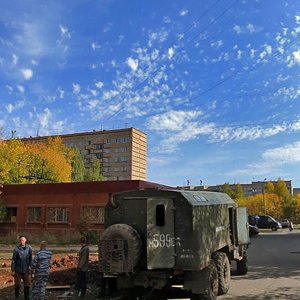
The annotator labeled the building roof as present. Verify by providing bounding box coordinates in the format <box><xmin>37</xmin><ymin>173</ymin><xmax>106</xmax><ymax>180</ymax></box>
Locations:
<box><xmin>21</xmin><ymin>127</ymin><xmax>145</xmax><ymax>141</ymax></box>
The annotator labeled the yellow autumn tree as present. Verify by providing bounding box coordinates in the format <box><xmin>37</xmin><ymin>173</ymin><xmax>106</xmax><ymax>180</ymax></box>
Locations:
<box><xmin>237</xmin><ymin>193</ymin><xmax>284</xmax><ymax>218</ymax></box>
<box><xmin>0</xmin><ymin>137</ymin><xmax>73</xmax><ymax>183</ymax></box>
<box><xmin>25</xmin><ymin>137</ymin><xmax>73</xmax><ymax>183</ymax></box>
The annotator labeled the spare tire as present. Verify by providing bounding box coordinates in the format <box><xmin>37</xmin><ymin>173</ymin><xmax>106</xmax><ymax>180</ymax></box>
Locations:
<box><xmin>101</xmin><ymin>224</ymin><xmax>142</xmax><ymax>268</ymax></box>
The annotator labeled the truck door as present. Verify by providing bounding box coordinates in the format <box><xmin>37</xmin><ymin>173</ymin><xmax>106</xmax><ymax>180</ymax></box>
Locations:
<box><xmin>236</xmin><ymin>207</ymin><xmax>250</xmax><ymax>244</ymax></box>
<box><xmin>147</xmin><ymin>198</ymin><xmax>175</xmax><ymax>269</ymax></box>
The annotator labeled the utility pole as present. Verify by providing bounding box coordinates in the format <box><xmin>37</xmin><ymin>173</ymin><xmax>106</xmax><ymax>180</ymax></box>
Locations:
<box><xmin>262</xmin><ymin>178</ymin><xmax>267</xmax><ymax>214</ymax></box>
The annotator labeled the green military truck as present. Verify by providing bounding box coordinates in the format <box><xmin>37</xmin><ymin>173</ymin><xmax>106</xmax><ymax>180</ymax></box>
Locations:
<box><xmin>99</xmin><ymin>189</ymin><xmax>249</xmax><ymax>299</ymax></box>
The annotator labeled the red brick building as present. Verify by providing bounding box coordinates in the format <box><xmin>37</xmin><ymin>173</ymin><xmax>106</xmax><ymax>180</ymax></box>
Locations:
<box><xmin>0</xmin><ymin>180</ymin><xmax>169</xmax><ymax>236</ymax></box>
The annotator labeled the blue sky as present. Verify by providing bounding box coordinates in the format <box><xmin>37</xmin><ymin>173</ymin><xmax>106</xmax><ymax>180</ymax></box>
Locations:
<box><xmin>1</xmin><ymin>0</ymin><xmax>300</xmax><ymax>188</ymax></box>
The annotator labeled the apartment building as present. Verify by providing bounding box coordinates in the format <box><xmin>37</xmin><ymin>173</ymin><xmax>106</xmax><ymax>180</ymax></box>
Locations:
<box><xmin>23</xmin><ymin>127</ymin><xmax>147</xmax><ymax>181</ymax></box>
<box><xmin>179</xmin><ymin>180</ymin><xmax>293</xmax><ymax>196</ymax></box>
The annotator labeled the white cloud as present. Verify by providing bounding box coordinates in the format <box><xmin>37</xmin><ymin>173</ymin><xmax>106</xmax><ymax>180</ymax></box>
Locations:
<box><xmin>233</xmin><ymin>25</ymin><xmax>242</xmax><ymax>34</ymax></box>
<box><xmin>163</xmin><ymin>16</ymin><xmax>171</xmax><ymax>23</ymax></box>
<box><xmin>16</xmin><ymin>85</ymin><xmax>25</xmax><ymax>93</ymax></box>
<box><xmin>211</xmin><ymin>40</ymin><xmax>223</xmax><ymax>48</ymax></box>
<box><xmin>209</xmin><ymin>124</ymin><xmax>287</xmax><ymax>142</ymax></box>
<box><xmin>179</xmin><ymin>9</ymin><xmax>188</xmax><ymax>16</ymax></box>
<box><xmin>103</xmin><ymin>90</ymin><xmax>119</xmax><ymax>100</ymax></box>
<box><xmin>20</xmin><ymin>68</ymin><xmax>33</xmax><ymax>80</ymax></box>
<box><xmin>95</xmin><ymin>81</ymin><xmax>104</xmax><ymax>89</ymax></box>
<box><xmin>6</xmin><ymin>104</ymin><xmax>13</xmax><ymax>113</ymax></box>
<box><xmin>38</xmin><ymin>108</ymin><xmax>52</xmax><ymax>127</ymax></box>
<box><xmin>168</xmin><ymin>47</ymin><xmax>174</xmax><ymax>59</ymax></box>
<box><xmin>88</xmin><ymin>99</ymin><xmax>99</xmax><ymax>109</ymax></box>
<box><xmin>91</xmin><ymin>42</ymin><xmax>101</xmax><ymax>51</ymax></box>
<box><xmin>12</xmin><ymin>54</ymin><xmax>18</xmax><ymax>66</ymax></box>
<box><xmin>237</xmin><ymin>50</ymin><xmax>242</xmax><ymax>60</ymax></box>
<box><xmin>6</xmin><ymin>85</ymin><xmax>13</xmax><ymax>93</ymax></box>
<box><xmin>147</xmin><ymin>110</ymin><xmax>203</xmax><ymax>131</ymax></box>
<box><xmin>293</xmin><ymin>49</ymin><xmax>300</xmax><ymax>63</ymax></box>
<box><xmin>262</xmin><ymin>142</ymin><xmax>300</xmax><ymax>163</ymax></box>
<box><xmin>6</xmin><ymin>100</ymin><xmax>25</xmax><ymax>113</ymax></box>
<box><xmin>59</xmin><ymin>24</ymin><xmax>71</xmax><ymax>39</ymax></box>
<box><xmin>72</xmin><ymin>83</ymin><xmax>81</xmax><ymax>94</ymax></box>
<box><xmin>126</xmin><ymin>57</ymin><xmax>139</xmax><ymax>71</ymax></box>
<box><xmin>246</xmin><ymin>23</ymin><xmax>262</xmax><ymax>33</ymax></box>
<box><xmin>57</xmin><ymin>88</ymin><xmax>65</xmax><ymax>99</ymax></box>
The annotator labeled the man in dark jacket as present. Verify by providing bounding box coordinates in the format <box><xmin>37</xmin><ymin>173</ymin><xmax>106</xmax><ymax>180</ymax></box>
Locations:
<box><xmin>31</xmin><ymin>241</ymin><xmax>52</xmax><ymax>300</ymax></box>
<box><xmin>75</xmin><ymin>237</ymin><xmax>89</xmax><ymax>298</ymax></box>
<box><xmin>11</xmin><ymin>235</ymin><xmax>32</xmax><ymax>300</ymax></box>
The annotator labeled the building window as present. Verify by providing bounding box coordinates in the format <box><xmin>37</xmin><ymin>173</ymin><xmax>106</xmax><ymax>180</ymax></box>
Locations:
<box><xmin>116</xmin><ymin>137</ymin><xmax>130</xmax><ymax>143</ymax></box>
<box><xmin>103</xmin><ymin>167</ymin><xmax>110</xmax><ymax>173</ymax></box>
<box><xmin>103</xmin><ymin>157</ymin><xmax>112</xmax><ymax>163</ymax></box>
<box><xmin>95</xmin><ymin>144</ymin><xmax>103</xmax><ymax>150</ymax></box>
<box><xmin>121</xmin><ymin>156</ymin><xmax>129</xmax><ymax>162</ymax></box>
<box><xmin>2</xmin><ymin>207</ymin><xmax>17</xmax><ymax>223</ymax></box>
<box><xmin>82</xmin><ymin>206</ymin><xmax>104</xmax><ymax>224</ymax></box>
<box><xmin>106</xmin><ymin>138</ymin><xmax>115</xmax><ymax>144</ymax></box>
<box><xmin>96</xmin><ymin>153</ymin><xmax>103</xmax><ymax>159</ymax></box>
<box><xmin>27</xmin><ymin>207</ymin><xmax>42</xmax><ymax>223</ymax></box>
<box><xmin>48</xmin><ymin>207</ymin><xmax>69</xmax><ymax>223</ymax></box>
<box><xmin>103</xmin><ymin>148</ymin><xmax>112</xmax><ymax>154</ymax></box>
<box><xmin>115</xmin><ymin>147</ymin><xmax>128</xmax><ymax>153</ymax></box>
<box><xmin>113</xmin><ymin>166</ymin><xmax>128</xmax><ymax>172</ymax></box>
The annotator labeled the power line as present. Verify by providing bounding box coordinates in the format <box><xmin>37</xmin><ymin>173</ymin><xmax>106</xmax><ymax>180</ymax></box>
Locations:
<box><xmin>101</xmin><ymin>0</ymin><xmax>239</xmax><ymax>122</ymax></box>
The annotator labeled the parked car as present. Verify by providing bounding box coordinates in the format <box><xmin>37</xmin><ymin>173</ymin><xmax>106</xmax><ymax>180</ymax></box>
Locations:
<box><xmin>249</xmin><ymin>224</ymin><xmax>260</xmax><ymax>237</ymax></box>
<box><xmin>256</xmin><ymin>215</ymin><xmax>282</xmax><ymax>231</ymax></box>
<box><xmin>280</xmin><ymin>219</ymin><xmax>289</xmax><ymax>228</ymax></box>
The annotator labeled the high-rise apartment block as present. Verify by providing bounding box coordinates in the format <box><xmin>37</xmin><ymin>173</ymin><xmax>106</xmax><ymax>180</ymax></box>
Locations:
<box><xmin>23</xmin><ymin>127</ymin><xmax>147</xmax><ymax>181</ymax></box>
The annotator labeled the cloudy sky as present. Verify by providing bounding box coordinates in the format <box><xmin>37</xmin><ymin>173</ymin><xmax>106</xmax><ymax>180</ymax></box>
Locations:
<box><xmin>1</xmin><ymin>0</ymin><xmax>300</xmax><ymax>187</ymax></box>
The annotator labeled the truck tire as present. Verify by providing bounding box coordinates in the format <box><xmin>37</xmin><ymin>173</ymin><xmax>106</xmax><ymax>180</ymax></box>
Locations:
<box><xmin>191</xmin><ymin>261</ymin><xmax>218</xmax><ymax>300</ymax></box>
<box><xmin>213</xmin><ymin>252</ymin><xmax>230</xmax><ymax>295</ymax></box>
<box><xmin>236</xmin><ymin>256</ymin><xmax>248</xmax><ymax>275</ymax></box>
<box><xmin>101</xmin><ymin>223</ymin><xmax>142</xmax><ymax>268</ymax></box>
<box><xmin>271</xmin><ymin>226</ymin><xmax>277</xmax><ymax>231</ymax></box>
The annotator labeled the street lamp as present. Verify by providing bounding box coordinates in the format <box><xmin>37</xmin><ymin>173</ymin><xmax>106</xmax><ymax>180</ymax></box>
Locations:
<box><xmin>262</xmin><ymin>178</ymin><xmax>267</xmax><ymax>215</ymax></box>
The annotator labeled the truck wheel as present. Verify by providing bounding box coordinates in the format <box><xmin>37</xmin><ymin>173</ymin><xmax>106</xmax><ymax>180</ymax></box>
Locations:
<box><xmin>236</xmin><ymin>256</ymin><xmax>248</xmax><ymax>275</ymax></box>
<box><xmin>191</xmin><ymin>261</ymin><xmax>218</xmax><ymax>300</ymax></box>
<box><xmin>101</xmin><ymin>224</ymin><xmax>142</xmax><ymax>268</ymax></box>
<box><xmin>213</xmin><ymin>252</ymin><xmax>230</xmax><ymax>295</ymax></box>
<box><xmin>271</xmin><ymin>227</ymin><xmax>277</xmax><ymax>231</ymax></box>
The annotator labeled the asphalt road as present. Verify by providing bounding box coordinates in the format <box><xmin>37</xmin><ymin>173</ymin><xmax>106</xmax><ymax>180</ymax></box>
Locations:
<box><xmin>218</xmin><ymin>229</ymin><xmax>300</xmax><ymax>300</ymax></box>
<box><xmin>162</xmin><ymin>230</ymin><xmax>300</xmax><ymax>300</ymax></box>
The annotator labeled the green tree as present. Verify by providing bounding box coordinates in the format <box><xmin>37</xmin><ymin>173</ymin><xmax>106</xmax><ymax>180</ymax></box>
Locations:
<box><xmin>233</xmin><ymin>184</ymin><xmax>244</xmax><ymax>200</ymax></box>
<box><xmin>220</xmin><ymin>183</ymin><xmax>234</xmax><ymax>199</ymax></box>
<box><xmin>71</xmin><ymin>147</ymin><xmax>85</xmax><ymax>182</ymax></box>
<box><xmin>84</xmin><ymin>157</ymin><xmax>104</xmax><ymax>181</ymax></box>
<box><xmin>274</xmin><ymin>179</ymin><xmax>290</xmax><ymax>201</ymax></box>
<box><xmin>0</xmin><ymin>184</ymin><xmax>6</xmax><ymax>221</ymax></box>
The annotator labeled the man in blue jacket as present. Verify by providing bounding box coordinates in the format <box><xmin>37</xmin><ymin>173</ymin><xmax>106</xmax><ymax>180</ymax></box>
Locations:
<box><xmin>11</xmin><ymin>235</ymin><xmax>32</xmax><ymax>300</ymax></box>
<box><xmin>31</xmin><ymin>241</ymin><xmax>52</xmax><ymax>300</ymax></box>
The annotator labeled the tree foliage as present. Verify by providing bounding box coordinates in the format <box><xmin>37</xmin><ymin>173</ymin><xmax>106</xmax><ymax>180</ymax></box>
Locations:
<box><xmin>237</xmin><ymin>193</ymin><xmax>284</xmax><ymax>219</ymax></box>
<box><xmin>0</xmin><ymin>137</ymin><xmax>73</xmax><ymax>183</ymax></box>
<box><xmin>220</xmin><ymin>183</ymin><xmax>235</xmax><ymax>199</ymax></box>
<box><xmin>274</xmin><ymin>179</ymin><xmax>290</xmax><ymax>201</ymax></box>
<box><xmin>0</xmin><ymin>184</ymin><xmax>6</xmax><ymax>221</ymax></box>
<box><xmin>84</xmin><ymin>157</ymin><xmax>104</xmax><ymax>181</ymax></box>
<box><xmin>265</xmin><ymin>181</ymin><xmax>275</xmax><ymax>193</ymax></box>
<box><xmin>71</xmin><ymin>147</ymin><xmax>85</xmax><ymax>182</ymax></box>
<box><xmin>220</xmin><ymin>183</ymin><xmax>244</xmax><ymax>200</ymax></box>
